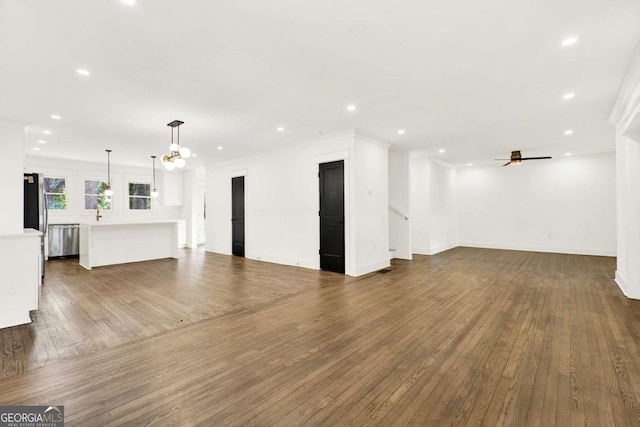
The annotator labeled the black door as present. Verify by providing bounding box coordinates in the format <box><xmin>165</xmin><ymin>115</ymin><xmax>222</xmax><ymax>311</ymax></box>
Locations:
<box><xmin>319</xmin><ymin>161</ymin><xmax>345</xmax><ymax>273</ymax></box>
<box><xmin>232</xmin><ymin>176</ymin><xmax>245</xmax><ymax>257</ymax></box>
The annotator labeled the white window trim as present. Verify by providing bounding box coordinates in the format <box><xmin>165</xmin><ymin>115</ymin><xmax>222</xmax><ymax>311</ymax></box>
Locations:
<box><xmin>82</xmin><ymin>177</ymin><xmax>113</xmax><ymax>211</ymax></box>
<box><xmin>43</xmin><ymin>176</ymin><xmax>68</xmax><ymax>211</ymax></box>
<box><xmin>127</xmin><ymin>180</ymin><xmax>153</xmax><ymax>211</ymax></box>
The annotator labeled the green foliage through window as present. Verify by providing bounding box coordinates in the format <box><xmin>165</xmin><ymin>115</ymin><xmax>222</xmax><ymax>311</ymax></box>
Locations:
<box><xmin>129</xmin><ymin>182</ymin><xmax>151</xmax><ymax>210</ymax></box>
<box><xmin>84</xmin><ymin>180</ymin><xmax>112</xmax><ymax>210</ymax></box>
<box><xmin>44</xmin><ymin>177</ymin><xmax>67</xmax><ymax>210</ymax></box>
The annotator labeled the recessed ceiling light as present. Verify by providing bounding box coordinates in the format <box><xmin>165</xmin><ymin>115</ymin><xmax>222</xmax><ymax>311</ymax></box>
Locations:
<box><xmin>43</xmin><ymin>130</ymin><xmax>51</xmax><ymax>135</ymax></box>
<box><xmin>192</xmin><ymin>153</ymin><xmax>197</xmax><ymax>157</ymax></box>
<box><xmin>51</xmin><ymin>115</ymin><xmax>61</xmax><ymax>120</ymax></box>
<box><xmin>121</xmin><ymin>0</ymin><xmax>136</xmax><ymax>4</ymax></box>
<box><xmin>439</xmin><ymin>149</ymin><xmax>445</xmax><ymax>153</ymax></box>
<box><xmin>38</xmin><ymin>140</ymin><xmax>46</xmax><ymax>144</ymax></box>
<box><xmin>564</xmin><ymin>130</ymin><xmax>574</xmax><ymax>135</ymax></box>
<box><xmin>563</xmin><ymin>92</ymin><xmax>575</xmax><ymax>100</ymax></box>
<box><xmin>397</xmin><ymin>129</ymin><xmax>405</xmax><ymax>135</ymax></box>
<box><xmin>565</xmin><ymin>152</ymin><xmax>572</xmax><ymax>156</ymax></box>
<box><xmin>33</xmin><ymin>147</ymin><xmax>40</xmax><ymax>151</ymax></box>
<box><xmin>561</xmin><ymin>37</ymin><xmax>578</xmax><ymax>46</ymax></box>
<box><xmin>348</xmin><ymin>25</ymin><xmax>367</xmax><ymax>35</ymax></box>
<box><xmin>347</xmin><ymin>105</ymin><xmax>356</xmax><ymax>112</ymax></box>
<box><xmin>217</xmin><ymin>146</ymin><xmax>223</xmax><ymax>150</ymax></box>
<box><xmin>76</xmin><ymin>69</ymin><xmax>90</xmax><ymax>76</ymax></box>
<box><xmin>277</xmin><ymin>127</ymin><xmax>284</xmax><ymax>132</ymax></box>
<box><xmin>467</xmin><ymin>163</ymin><xmax>473</xmax><ymax>166</ymax></box>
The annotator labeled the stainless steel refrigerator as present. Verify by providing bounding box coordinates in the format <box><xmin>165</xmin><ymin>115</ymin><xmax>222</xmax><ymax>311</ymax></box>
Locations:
<box><xmin>24</xmin><ymin>173</ymin><xmax>47</xmax><ymax>281</ymax></box>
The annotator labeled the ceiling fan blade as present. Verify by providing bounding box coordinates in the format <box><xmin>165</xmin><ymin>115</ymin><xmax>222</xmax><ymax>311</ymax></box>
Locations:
<box><xmin>521</xmin><ymin>156</ymin><xmax>552</xmax><ymax>160</ymax></box>
<box><xmin>502</xmin><ymin>161</ymin><xmax>511</xmax><ymax>167</ymax></box>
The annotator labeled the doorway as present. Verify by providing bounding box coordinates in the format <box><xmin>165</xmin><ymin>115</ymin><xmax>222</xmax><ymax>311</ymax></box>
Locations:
<box><xmin>319</xmin><ymin>160</ymin><xmax>345</xmax><ymax>273</ymax></box>
<box><xmin>231</xmin><ymin>176</ymin><xmax>245</xmax><ymax>257</ymax></box>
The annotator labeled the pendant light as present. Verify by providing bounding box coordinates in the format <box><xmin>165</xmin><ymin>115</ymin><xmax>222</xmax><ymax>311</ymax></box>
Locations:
<box><xmin>104</xmin><ymin>149</ymin><xmax>114</xmax><ymax>196</ymax></box>
<box><xmin>162</xmin><ymin>120</ymin><xmax>191</xmax><ymax>170</ymax></box>
<box><xmin>150</xmin><ymin>155</ymin><xmax>159</xmax><ymax>198</ymax></box>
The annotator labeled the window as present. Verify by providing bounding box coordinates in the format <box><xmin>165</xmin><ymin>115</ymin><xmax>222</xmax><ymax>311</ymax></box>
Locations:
<box><xmin>129</xmin><ymin>182</ymin><xmax>151</xmax><ymax>210</ymax></box>
<box><xmin>44</xmin><ymin>177</ymin><xmax>67</xmax><ymax>210</ymax></box>
<box><xmin>84</xmin><ymin>180</ymin><xmax>112</xmax><ymax>210</ymax></box>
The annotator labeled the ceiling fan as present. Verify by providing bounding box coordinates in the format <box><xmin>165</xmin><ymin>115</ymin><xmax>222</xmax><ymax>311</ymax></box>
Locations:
<box><xmin>495</xmin><ymin>150</ymin><xmax>552</xmax><ymax>167</ymax></box>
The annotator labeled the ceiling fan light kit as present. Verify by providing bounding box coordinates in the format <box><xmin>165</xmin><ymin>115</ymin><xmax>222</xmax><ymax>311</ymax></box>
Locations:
<box><xmin>495</xmin><ymin>150</ymin><xmax>552</xmax><ymax>167</ymax></box>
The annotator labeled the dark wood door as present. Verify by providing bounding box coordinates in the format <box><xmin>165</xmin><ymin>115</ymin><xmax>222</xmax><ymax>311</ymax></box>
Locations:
<box><xmin>232</xmin><ymin>176</ymin><xmax>245</xmax><ymax>257</ymax></box>
<box><xmin>319</xmin><ymin>161</ymin><xmax>345</xmax><ymax>273</ymax></box>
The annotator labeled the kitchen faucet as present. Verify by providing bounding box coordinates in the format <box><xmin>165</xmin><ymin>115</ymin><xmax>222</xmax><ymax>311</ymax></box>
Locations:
<box><xmin>96</xmin><ymin>207</ymin><xmax>102</xmax><ymax>222</ymax></box>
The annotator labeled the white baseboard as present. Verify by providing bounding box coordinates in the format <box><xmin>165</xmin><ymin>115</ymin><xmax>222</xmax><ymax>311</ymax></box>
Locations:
<box><xmin>615</xmin><ymin>270</ymin><xmax>640</xmax><ymax>300</ymax></box>
<box><xmin>355</xmin><ymin>259</ymin><xmax>391</xmax><ymax>277</ymax></box>
<box><xmin>460</xmin><ymin>242</ymin><xmax>616</xmax><ymax>257</ymax></box>
<box><xmin>246</xmin><ymin>252</ymin><xmax>317</xmax><ymax>270</ymax></box>
<box><xmin>428</xmin><ymin>242</ymin><xmax>459</xmax><ymax>255</ymax></box>
<box><xmin>412</xmin><ymin>247</ymin><xmax>431</xmax><ymax>256</ymax></box>
<box><xmin>615</xmin><ymin>270</ymin><xmax>628</xmax><ymax>297</ymax></box>
<box><xmin>412</xmin><ymin>242</ymin><xmax>459</xmax><ymax>256</ymax></box>
<box><xmin>0</xmin><ymin>312</ymin><xmax>32</xmax><ymax>330</ymax></box>
<box><xmin>205</xmin><ymin>245</ymin><xmax>232</xmax><ymax>255</ymax></box>
<box><xmin>391</xmin><ymin>250</ymin><xmax>413</xmax><ymax>260</ymax></box>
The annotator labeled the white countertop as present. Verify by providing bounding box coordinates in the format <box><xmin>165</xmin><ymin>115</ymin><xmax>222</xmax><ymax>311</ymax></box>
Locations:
<box><xmin>0</xmin><ymin>228</ymin><xmax>43</xmax><ymax>238</ymax></box>
<box><xmin>79</xmin><ymin>220</ymin><xmax>181</xmax><ymax>227</ymax></box>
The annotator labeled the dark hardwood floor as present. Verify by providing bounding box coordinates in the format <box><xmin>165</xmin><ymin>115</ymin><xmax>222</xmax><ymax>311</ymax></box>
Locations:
<box><xmin>1</xmin><ymin>247</ymin><xmax>639</xmax><ymax>426</ymax></box>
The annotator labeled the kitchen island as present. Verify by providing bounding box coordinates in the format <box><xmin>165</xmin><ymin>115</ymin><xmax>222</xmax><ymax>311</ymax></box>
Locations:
<box><xmin>79</xmin><ymin>221</ymin><xmax>179</xmax><ymax>270</ymax></box>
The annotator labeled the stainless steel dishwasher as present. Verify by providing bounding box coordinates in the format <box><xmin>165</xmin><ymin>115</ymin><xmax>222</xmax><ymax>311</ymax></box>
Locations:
<box><xmin>48</xmin><ymin>224</ymin><xmax>80</xmax><ymax>258</ymax></box>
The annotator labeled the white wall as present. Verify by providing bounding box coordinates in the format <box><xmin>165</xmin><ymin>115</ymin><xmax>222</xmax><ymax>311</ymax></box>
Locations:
<box><xmin>388</xmin><ymin>151</ymin><xmax>411</xmax><ymax>260</ymax></box>
<box><xmin>410</xmin><ymin>155</ymin><xmax>458</xmax><ymax>255</ymax></box>
<box><xmin>353</xmin><ymin>134</ymin><xmax>391</xmax><ymax>275</ymax></box>
<box><xmin>409</xmin><ymin>155</ymin><xmax>430</xmax><ymax>254</ymax></box>
<box><xmin>615</xmin><ymin>134</ymin><xmax>640</xmax><ymax>298</ymax></box>
<box><xmin>182</xmin><ymin>169</ymin><xmax>206</xmax><ymax>248</ymax></box>
<box><xmin>206</xmin><ymin>130</ymin><xmax>390</xmax><ymax>276</ymax></box>
<box><xmin>610</xmin><ymin>42</ymin><xmax>640</xmax><ymax>298</ymax></box>
<box><xmin>207</xmin><ymin>132</ymin><xmax>353</xmax><ymax>271</ymax></box>
<box><xmin>25</xmin><ymin>156</ymin><xmax>190</xmax><ymax>248</ymax></box>
<box><xmin>0</xmin><ymin>119</ymin><xmax>40</xmax><ymax>329</ymax></box>
<box><xmin>428</xmin><ymin>160</ymin><xmax>458</xmax><ymax>254</ymax></box>
<box><xmin>458</xmin><ymin>152</ymin><xmax>616</xmax><ymax>256</ymax></box>
<box><xmin>0</xmin><ymin>119</ymin><xmax>26</xmax><ymax>234</ymax></box>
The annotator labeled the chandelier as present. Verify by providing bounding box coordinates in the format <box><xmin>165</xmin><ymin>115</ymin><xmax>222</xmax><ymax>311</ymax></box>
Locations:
<box><xmin>162</xmin><ymin>120</ymin><xmax>191</xmax><ymax>170</ymax></box>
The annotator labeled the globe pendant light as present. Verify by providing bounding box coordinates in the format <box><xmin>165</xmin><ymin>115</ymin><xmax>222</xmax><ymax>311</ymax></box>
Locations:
<box><xmin>104</xmin><ymin>149</ymin><xmax>114</xmax><ymax>196</ymax></box>
<box><xmin>162</xmin><ymin>120</ymin><xmax>191</xmax><ymax>170</ymax></box>
<box><xmin>150</xmin><ymin>155</ymin><xmax>159</xmax><ymax>198</ymax></box>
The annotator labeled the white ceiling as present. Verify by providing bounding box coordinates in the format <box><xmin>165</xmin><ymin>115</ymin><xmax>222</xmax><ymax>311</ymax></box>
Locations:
<box><xmin>1</xmin><ymin>0</ymin><xmax>639</xmax><ymax>168</ymax></box>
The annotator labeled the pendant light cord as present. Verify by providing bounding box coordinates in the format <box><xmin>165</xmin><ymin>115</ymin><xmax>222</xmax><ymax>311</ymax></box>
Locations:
<box><xmin>152</xmin><ymin>156</ymin><xmax>157</xmax><ymax>189</ymax></box>
<box><xmin>106</xmin><ymin>149</ymin><xmax>112</xmax><ymax>185</ymax></box>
